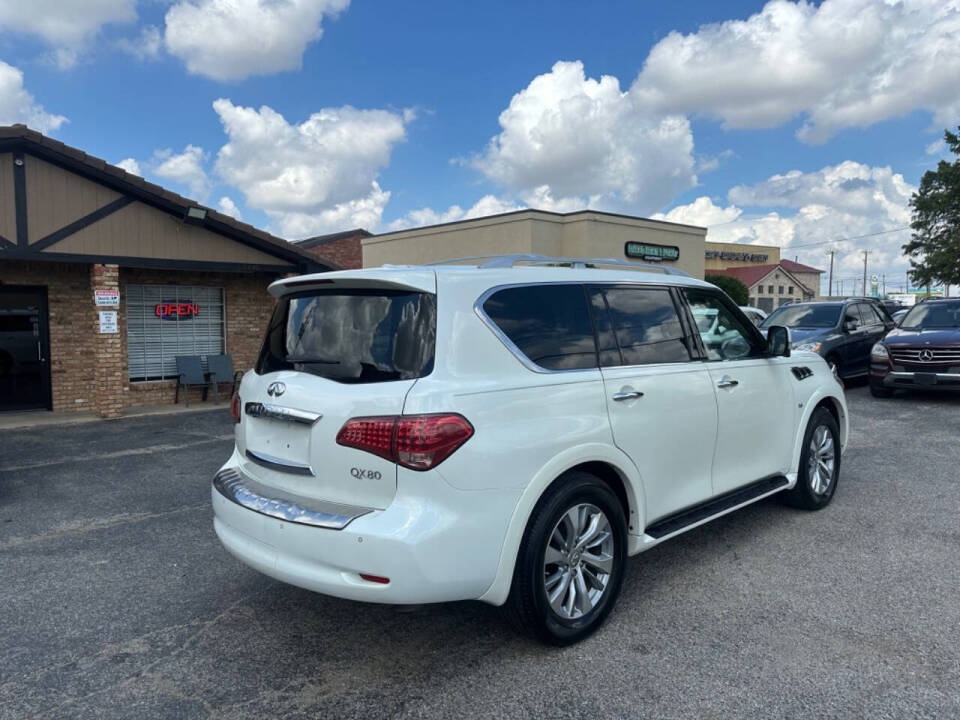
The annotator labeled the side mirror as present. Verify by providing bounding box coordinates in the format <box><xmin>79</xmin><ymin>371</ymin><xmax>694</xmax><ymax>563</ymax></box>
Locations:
<box><xmin>767</xmin><ymin>326</ymin><xmax>790</xmax><ymax>357</ymax></box>
<box><xmin>843</xmin><ymin>320</ymin><xmax>858</xmax><ymax>332</ymax></box>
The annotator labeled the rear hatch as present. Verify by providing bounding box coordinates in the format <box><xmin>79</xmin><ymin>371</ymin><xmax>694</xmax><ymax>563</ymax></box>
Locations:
<box><xmin>237</xmin><ymin>271</ymin><xmax>436</xmax><ymax>510</ymax></box>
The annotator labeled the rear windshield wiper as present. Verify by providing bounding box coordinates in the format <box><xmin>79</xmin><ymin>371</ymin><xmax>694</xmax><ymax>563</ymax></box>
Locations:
<box><xmin>287</xmin><ymin>355</ymin><xmax>341</xmax><ymax>365</ymax></box>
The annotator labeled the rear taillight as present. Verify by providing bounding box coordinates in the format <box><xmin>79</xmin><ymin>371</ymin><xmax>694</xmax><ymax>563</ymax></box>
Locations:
<box><xmin>336</xmin><ymin>413</ymin><xmax>474</xmax><ymax>471</ymax></box>
<box><xmin>231</xmin><ymin>393</ymin><xmax>241</xmax><ymax>424</ymax></box>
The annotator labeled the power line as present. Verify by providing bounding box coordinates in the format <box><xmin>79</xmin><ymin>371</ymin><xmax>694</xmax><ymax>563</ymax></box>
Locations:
<box><xmin>787</xmin><ymin>226</ymin><xmax>911</xmax><ymax>250</ymax></box>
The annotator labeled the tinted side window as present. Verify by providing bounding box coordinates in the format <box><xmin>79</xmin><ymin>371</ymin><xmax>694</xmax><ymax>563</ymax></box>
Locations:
<box><xmin>588</xmin><ymin>286</ymin><xmax>690</xmax><ymax>366</ymax></box>
<box><xmin>860</xmin><ymin>303</ymin><xmax>883</xmax><ymax>326</ymax></box>
<box><xmin>843</xmin><ymin>305</ymin><xmax>860</xmax><ymax>329</ymax></box>
<box><xmin>482</xmin><ymin>285</ymin><xmax>597</xmax><ymax>370</ymax></box>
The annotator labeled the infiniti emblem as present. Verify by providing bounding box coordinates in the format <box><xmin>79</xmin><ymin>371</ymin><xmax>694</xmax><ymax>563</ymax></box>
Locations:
<box><xmin>919</xmin><ymin>349</ymin><xmax>934</xmax><ymax>362</ymax></box>
<box><xmin>267</xmin><ymin>381</ymin><xmax>286</xmax><ymax>397</ymax></box>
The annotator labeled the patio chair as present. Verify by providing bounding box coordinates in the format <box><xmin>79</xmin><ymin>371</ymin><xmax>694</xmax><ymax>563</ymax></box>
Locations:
<box><xmin>206</xmin><ymin>354</ymin><xmax>242</xmax><ymax>402</ymax></box>
<box><xmin>174</xmin><ymin>355</ymin><xmax>209</xmax><ymax>407</ymax></box>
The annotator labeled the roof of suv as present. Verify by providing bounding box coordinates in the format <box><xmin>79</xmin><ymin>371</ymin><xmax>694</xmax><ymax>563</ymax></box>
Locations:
<box><xmin>270</xmin><ymin>254</ymin><xmax>715</xmax><ymax>297</ymax></box>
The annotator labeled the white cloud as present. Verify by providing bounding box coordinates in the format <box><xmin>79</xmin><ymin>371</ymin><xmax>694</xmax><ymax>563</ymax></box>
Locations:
<box><xmin>164</xmin><ymin>0</ymin><xmax>349</xmax><ymax>81</ymax></box>
<box><xmin>217</xmin><ymin>196</ymin><xmax>243</xmax><ymax>220</ymax></box>
<box><xmin>0</xmin><ymin>0</ymin><xmax>136</xmax><ymax>64</ymax></box>
<box><xmin>115</xmin><ymin>157</ymin><xmax>141</xmax><ymax>176</ymax></box>
<box><xmin>117</xmin><ymin>25</ymin><xmax>163</xmax><ymax>61</ymax></box>
<box><xmin>0</xmin><ymin>60</ymin><xmax>67</xmax><ymax>133</ymax></box>
<box><xmin>213</xmin><ymin>98</ymin><xmax>409</xmax><ymax>237</ymax></box>
<box><xmin>271</xmin><ymin>183</ymin><xmax>390</xmax><ymax>238</ymax></box>
<box><xmin>471</xmin><ymin>60</ymin><xmax>696</xmax><ymax>215</ymax></box>
<box><xmin>656</xmin><ymin>161</ymin><xmax>916</xmax><ymax>289</ymax></box>
<box><xmin>153</xmin><ymin>145</ymin><xmax>211</xmax><ymax>200</ymax></box>
<box><xmin>633</xmin><ymin>0</ymin><xmax>960</xmax><ymax>144</ymax></box>
<box><xmin>387</xmin><ymin>195</ymin><xmax>521</xmax><ymax>231</ymax></box>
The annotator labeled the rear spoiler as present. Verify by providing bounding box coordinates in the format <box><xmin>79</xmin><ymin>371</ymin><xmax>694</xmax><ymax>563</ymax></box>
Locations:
<box><xmin>268</xmin><ymin>270</ymin><xmax>436</xmax><ymax>297</ymax></box>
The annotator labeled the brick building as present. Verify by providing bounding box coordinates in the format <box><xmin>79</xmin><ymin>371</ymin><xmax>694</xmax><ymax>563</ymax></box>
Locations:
<box><xmin>294</xmin><ymin>228</ymin><xmax>370</xmax><ymax>269</ymax></box>
<box><xmin>0</xmin><ymin>125</ymin><xmax>331</xmax><ymax>417</ymax></box>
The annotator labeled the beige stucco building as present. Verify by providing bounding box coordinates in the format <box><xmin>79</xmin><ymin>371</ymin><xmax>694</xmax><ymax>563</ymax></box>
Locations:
<box><xmin>704</xmin><ymin>241</ymin><xmax>781</xmax><ymax>272</ymax></box>
<box><xmin>363</xmin><ymin>210</ymin><xmax>708</xmax><ymax>278</ymax></box>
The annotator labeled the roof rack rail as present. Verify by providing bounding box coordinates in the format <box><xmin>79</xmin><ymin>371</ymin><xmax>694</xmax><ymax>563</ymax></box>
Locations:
<box><xmin>428</xmin><ymin>253</ymin><xmax>693</xmax><ymax>277</ymax></box>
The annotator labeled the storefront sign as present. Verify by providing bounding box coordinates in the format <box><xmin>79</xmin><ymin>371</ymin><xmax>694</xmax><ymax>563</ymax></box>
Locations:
<box><xmin>155</xmin><ymin>302</ymin><xmax>200</xmax><ymax>320</ymax></box>
<box><xmin>94</xmin><ymin>289</ymin><xmax>119</xmax><ymax>307</ymax></box>
<box><xmin>98</xmin><ymin>311</ymin><xmax>118</xmax><ymax>334</ymax></box>
<box><xmin>625</xmin><ymin>242</ymin><xmax>680</xmax><ymax>262</ymax></box>
<box><xmin>705</xmin><ymin>250</ymin><xmax>770</xmax><ymax>263</ymax></box>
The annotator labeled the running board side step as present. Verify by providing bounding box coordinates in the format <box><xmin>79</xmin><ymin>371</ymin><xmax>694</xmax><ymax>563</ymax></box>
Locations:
<box><xmin>644</xmin><ymin>475</ymin><xmax>789</xmax><ymax>539</ymax></box>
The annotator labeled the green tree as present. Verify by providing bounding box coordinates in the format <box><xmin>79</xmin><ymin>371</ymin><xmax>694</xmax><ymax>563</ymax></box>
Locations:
<box><xmin>705</xmin><ymin>274</ymin><xmax>750</xmax><ymax>305</ymax></box>
<box><xmin>904</xmin><ymin>127</ymin><xmax>960</xmax><ymax>288</ymax></box>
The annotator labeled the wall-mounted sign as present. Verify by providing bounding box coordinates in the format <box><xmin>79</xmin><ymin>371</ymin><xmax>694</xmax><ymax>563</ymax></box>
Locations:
<box><xmin>705</xmin><ymin>250</ymin><xmax>770</xmax><ymax>263</ymax></box>
<box><xmin>625</xmin><ymin>242</ymin><xmax>680</xmax><ymax>262</ymax></box>
<box><xmin>98</xmin><ymin>311</ymin><xmax>118</xmax><ymax>334</ymax></box>
<box><xmin>94</xmin><ymin>289</ymin><xmax>119</xmax><ymax>307</ymax></box>
<box><xmin>155</xmin><ymin>302</ymin><xmax>199</xmax><ymax>320</ymax></box>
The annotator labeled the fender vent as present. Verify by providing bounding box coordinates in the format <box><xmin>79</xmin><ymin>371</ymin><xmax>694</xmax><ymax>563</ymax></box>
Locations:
<box><xmin>791</xmin><ymin>366</ymin><xmax>813</xmax><ymax>381</ymax></box>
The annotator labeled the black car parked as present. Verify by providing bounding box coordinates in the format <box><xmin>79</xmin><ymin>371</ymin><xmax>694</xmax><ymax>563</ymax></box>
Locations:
<box><xmin>760</xmin><ymin>298</ymin><xmax>894</xmax><ymax>380</ymax></box>
<box><xmin>869</xmin><ymin>298</ymin><xmax>960</xmax><ymax>397</ymax></box>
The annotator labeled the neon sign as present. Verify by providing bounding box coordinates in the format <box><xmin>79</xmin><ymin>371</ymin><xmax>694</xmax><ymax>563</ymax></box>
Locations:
<box><xmin>155</xmin><ymin>301</ymin><xmax>199</xmax><ymax>320</ymax></box>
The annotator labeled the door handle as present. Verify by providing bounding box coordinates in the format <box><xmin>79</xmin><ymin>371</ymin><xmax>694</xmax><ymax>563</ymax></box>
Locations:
<box><xmin>612</xmin><ymin>390</ymin><xmax>644</xmax><ymax>402</ymax></box>
<box><xmin>716</xmin><ymin>377</ymin><xmax>739</xmax><ymax>389</ymax></box>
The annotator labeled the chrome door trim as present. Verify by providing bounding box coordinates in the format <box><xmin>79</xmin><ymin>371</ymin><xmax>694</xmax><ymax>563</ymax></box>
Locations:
<box><xmin>213</xmin><ymin>467</ymin><xmax>373</xmax><ymax>529</ymax></box>
<box><xmin>245</xmin><ymin>449</ymin><xmax>314</xmax><ymax>476</ymax></box>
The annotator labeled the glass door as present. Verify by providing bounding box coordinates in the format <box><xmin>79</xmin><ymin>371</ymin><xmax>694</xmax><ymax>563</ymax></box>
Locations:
<box><xmin>0</xmin><ymin>286</ymin><xmax>51</xmax><ymax>411</ymax></box>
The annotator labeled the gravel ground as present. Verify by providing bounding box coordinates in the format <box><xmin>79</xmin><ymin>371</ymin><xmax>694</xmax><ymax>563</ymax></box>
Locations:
<box><xmin>1</xmin><ymin>384</ymin><xmax>959</xmax><ymax>719</ymax></box>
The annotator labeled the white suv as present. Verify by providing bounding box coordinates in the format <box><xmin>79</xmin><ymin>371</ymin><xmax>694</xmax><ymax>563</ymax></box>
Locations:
<box><xmin>212</xmin><ymin>255</ymin><xmax>848</xmax><ymax>645</ymax></box>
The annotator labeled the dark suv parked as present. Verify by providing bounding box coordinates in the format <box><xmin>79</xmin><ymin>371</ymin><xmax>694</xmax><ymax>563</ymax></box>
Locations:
<box><xmin>869</xmin><ymin>298</ymin><xmax>960</xmax><ymax>397</ymax></box>
<box><xmin>760</xmin><ymin>298</ymin><xmax>894</xmax><ymax>380</ymax></box>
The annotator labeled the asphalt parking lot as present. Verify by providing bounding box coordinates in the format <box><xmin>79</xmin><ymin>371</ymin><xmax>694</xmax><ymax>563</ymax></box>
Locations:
<box><xmin>2</xmin><ymin>384</ymin><xmax>959</xmax><ymax>720</ymax></box>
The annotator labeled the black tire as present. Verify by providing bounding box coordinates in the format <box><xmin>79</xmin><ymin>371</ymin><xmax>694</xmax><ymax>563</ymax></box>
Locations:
<box><xmin>783</xmin><ymin>407</ymin><xmax>841</xmax><ymax>511</ymax></box>
<box><xmin>870</xmin><ymin>380</ymin><xmax>894</xmax><ymax>398</ymax></box>
<box><xmin>503</xmin><ymin>471</ymin><xmax>627</xmax><ymax>646</ymax></box>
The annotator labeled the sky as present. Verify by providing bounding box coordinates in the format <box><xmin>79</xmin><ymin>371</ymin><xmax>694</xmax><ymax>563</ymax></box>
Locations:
<box><xmin>1</xmin><ymin>0</ymin><xmax>958</xmax><ymax>294</ymax></box>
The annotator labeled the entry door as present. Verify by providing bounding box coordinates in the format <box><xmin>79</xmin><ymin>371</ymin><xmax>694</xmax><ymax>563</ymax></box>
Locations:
<box><xmin>0</xmin><ymin>286</ymin><xmax>51</xmax><ymax>411</ymax></box>
<box><xmin>683</xmin><ymin>287</ymin><xmax>796</xmax><ymax>495</ymax></box>
<box><xmin>588</xmin><ymin>284</ymin><xmax>718</xmax><ymax>523</ymax></box>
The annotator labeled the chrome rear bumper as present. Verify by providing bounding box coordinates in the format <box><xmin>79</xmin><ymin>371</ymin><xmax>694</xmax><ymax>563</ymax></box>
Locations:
<box><xmin>212</xmin><ymin>467</ymin><xmax>374</xmax><ymax>530</ymax></box>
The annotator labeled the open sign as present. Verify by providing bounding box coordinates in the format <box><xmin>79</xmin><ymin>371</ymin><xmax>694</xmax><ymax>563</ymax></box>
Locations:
<box><xmin>155</xmin><ymin>302</ymin><xmax>199</xmax><ymax>320</ymax></box>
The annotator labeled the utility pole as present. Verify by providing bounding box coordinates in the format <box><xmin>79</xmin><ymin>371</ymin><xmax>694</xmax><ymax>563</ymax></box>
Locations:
<box><xmin>827</xmin><ymin>251</ymin><xmax>835</xmax><ymax>298</ymax></box>
<box><xmin>882</xmin><ymin>274</ymin><xmax>886</xmax><ymax>296</ymax></box>
<box><xmin>861</xmin><ymin>251</ymin><xmax>871</xmax><ymax>297</ymax></box>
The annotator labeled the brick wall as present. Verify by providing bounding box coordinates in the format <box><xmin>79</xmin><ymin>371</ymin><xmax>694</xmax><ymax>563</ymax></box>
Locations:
<box><xmin>299</xmin><ymin>233</ymin><xmax>362</xmax><ymax>269</ymax></box>
<box><xmin>0</xmin><ymin>261</ymin><xmax>96</xmax><ymax>413</ymax></box>
<box><xmin>90</xmin><ymin>264</ymin><xmax>124</xmax><ymax>417</ymax></box>
<box><xmin>1</xmin><ymin>260</ymin><xmax>278</xmax><ymax>415</ymax></box>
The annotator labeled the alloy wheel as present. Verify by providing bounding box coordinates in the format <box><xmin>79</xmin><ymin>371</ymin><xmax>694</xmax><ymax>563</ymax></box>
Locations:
<box><xmin>542</xmin><ymin>503</ymin><xmax>615</xmax><ymax>620</ymax></box>
<box><xmin>807</xmin><ymin>425</ymin><xmax>836</xmax><ymax>495</ymax></box>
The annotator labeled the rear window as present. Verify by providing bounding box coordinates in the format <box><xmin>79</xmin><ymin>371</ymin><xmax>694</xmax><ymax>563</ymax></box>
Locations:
<box><xmin>256</xmin><ymin>289</ymin><xmax>436</xmax><ymax>383</ymax></box>
<box><xmin>481</xmin><ymin>284</ymin><xmax>597</xmax><ymax>370</ymax></box>
<box><xmin>589</xmin><ymin>286</ymin><xmax>691</xmax><ymax>366</ymax></box>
